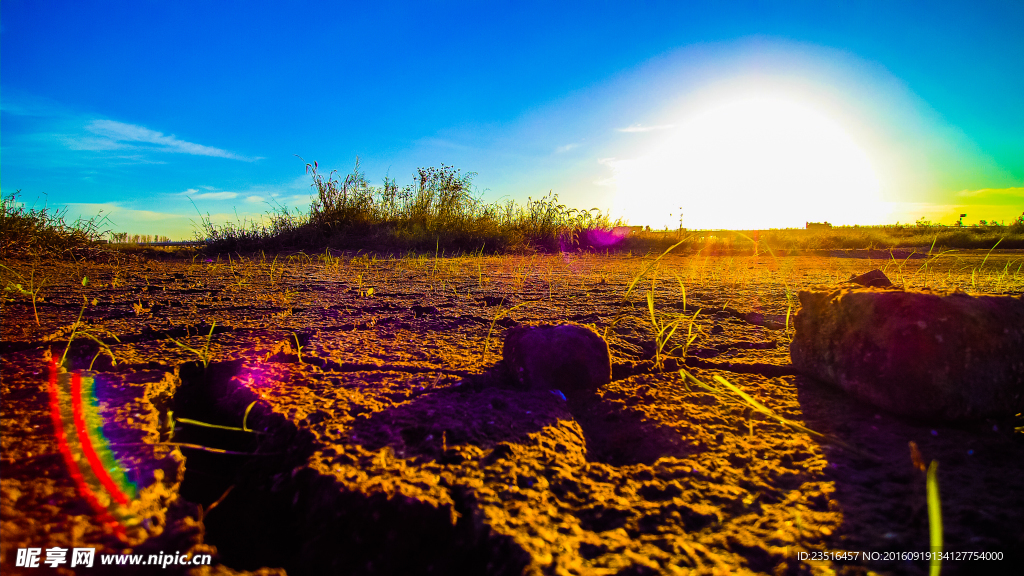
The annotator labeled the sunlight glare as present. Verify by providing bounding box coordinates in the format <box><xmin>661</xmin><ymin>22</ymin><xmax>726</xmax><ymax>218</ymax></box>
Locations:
<box><xmin>610</xmin><ymin>96</ymin><xmax>884</xmax><ymax>230</ymax></box>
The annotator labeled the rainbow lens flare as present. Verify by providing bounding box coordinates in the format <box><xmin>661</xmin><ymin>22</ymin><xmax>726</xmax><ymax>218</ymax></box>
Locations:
<box><xmin>47</xmin><ymin>358</ymin><xmax>139</xmax><ymax>539</ymax></box>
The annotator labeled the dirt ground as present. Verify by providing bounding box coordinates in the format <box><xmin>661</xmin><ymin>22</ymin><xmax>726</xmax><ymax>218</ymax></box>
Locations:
<box><xmin>2</xmin><ymin>249</ymin><xmax>1022</xmax><ymax>575</ymax></box>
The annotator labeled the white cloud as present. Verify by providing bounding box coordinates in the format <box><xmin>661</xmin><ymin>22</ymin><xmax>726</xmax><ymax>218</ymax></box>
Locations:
<box><xmin>110</xmin><ymin>155</ymin><xmax>168</xmax><ymax>165</ymax></box>
<box><xmin>77</xmin><ymin>119</ymin><xmax>260</xmax><ymax>161</ymax></box>
<box><xmin>176</xmin><ymin>188</ymin><xmax>237</xmax><ymax>200</ymax></box>
<box><xmin>280</xmin><ymin>194</ymin><xmax>314</xmax><ymax>205</ymax></box>
<box><xmin>192</xmin><ymin>191</ymin><xmax>238</xmax><ymax>200</ymax></box>
<box><xmin>60</xmin><ymin>135</ymin><xmax>124</xmax><ymax>151</ymax></box>
<box><xmin>616</xmin><ymin>123</ymin><xmax>676</xmax><ymax>133</ymax></box>
<box><xmin>592</xmin><ymin>157</ymin><xmax>621</xmax><ymax>187</ymax></box>
<box><xmin>555</xmin><ymin>143</ymin><xmax>581</xmax><ymax>153</ymax></box>
<box><xmin>174</xmin><ymin>184</ymin><xmax>308</xmax><ymax>206</ymax></box>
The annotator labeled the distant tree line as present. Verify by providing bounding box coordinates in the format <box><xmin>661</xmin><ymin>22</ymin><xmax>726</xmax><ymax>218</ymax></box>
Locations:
<box><xmin>909</xmin><ymin>212</ymin><xmax>1024</xmax><ymax>232</ymax></box>
<box><xmin>109</xmin><ymin>232</ymin><xmax>171</xmax><ymax>244</ymax></box>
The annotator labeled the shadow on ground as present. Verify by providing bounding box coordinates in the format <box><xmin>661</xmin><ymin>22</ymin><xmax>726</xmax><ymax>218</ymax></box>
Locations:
<box><xmin>795</xmin><ymin>374</ymin><xmax>1024</xmax><ymax>575</ymax></box>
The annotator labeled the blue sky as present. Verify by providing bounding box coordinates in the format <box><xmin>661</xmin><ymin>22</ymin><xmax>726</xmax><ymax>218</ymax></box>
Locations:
<box><xmin>3</xmin><ymin>0</ymin><xmax>1022</xmax><ymax>237</ymax></box>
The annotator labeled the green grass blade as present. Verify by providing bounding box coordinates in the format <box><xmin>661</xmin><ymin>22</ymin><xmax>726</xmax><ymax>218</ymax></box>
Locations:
<box><xmin>242</xmin><ymin>401</ymin><xmax>258</xmax><ymax>432</ymax></box>
<box><xmin>60</xmin><ymin>301</ymin><xmax>88</xmax><ymax>368</ymax></box>
<box><xmin>662</xmin><ymin>317</ymin><xmax>682</xmax><ymax>344</ymax></box>
<box><xmin>679</xmin><ymin>369</ymin><xmax>880</xmax><ymax>461</ymax></box>
<box><xmin>176</xmin><ymin>417</ymin><xmax>264</xmax><ymax>434</ymax></box>
<box><xmin>977</xmin><ymin>236</ymin><xmax>1003</xmax><ymax>272</ymax></box>
<box><xmin>482</xmin><ymin>301</ymin><xmax>532</xmax><ymax>360</ymax></box>
<box><xmin>676</xmin><ymin>274</ymin><xmax>686</xmax><ymax>312</ymax></box>
<box><xmin>623</xmin><ymin>237</ymin><xmax>689</xmax><ymax>301</ymax></box>
<box><xmin>927</xmin><ymin>460</ymin><xmax>943</xmax><ymax>576</ymax></box>
<box><xmin>157</xmin><ymin>442</ymin><xmax>273</xmax><ymax>455</ymax></box>
<box><xmin>292</xmin><ymin>332</ymin><xmax>304</xmax><ymax>364</ymax></box>
<box><xmin>646</xmin><ymin>290</ymin><xmax>656</xmax><ymax>326</ymax></box>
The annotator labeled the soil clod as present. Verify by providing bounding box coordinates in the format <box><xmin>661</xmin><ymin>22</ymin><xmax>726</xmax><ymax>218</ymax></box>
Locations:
<box><xmin>503</xmin><ymin>323</ymin><xmax>612</xmax><ymax>394</ymax></box>
<box><xmin>792</xmin><ymin>287</ymin><xmax>1024</xmax><ymax>421</ymax></box>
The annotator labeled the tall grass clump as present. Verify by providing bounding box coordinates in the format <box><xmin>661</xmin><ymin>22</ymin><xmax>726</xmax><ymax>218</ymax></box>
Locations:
<box><xmin>308</xmin><ymin>160</ymin><xmax>487</xmax><ymax>243</ymax></box>
<box><xmin>1</xmin><ymin>190</ymin><xmax>111</xmax><ymax>257</ymax></box>
<box><xmin>193</xmin><ymin>196</ymin><xmax>309</xmax><ymax>253</ymax></box>
<box><xmin>304</xmin><ymin>159</ymin><xmax>619</xmax><ymax>252</ymax></box>
<box><xmin>196</xmin><ymin>159</ymin><xmax>618</xmax><ymax>254</ymax></box>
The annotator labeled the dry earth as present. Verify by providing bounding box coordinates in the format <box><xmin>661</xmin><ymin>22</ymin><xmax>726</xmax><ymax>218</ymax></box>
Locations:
<box><xmin>2</xmin><ymin>249</ymin><xmax>1023</xmax><ymax>575</ymax></box>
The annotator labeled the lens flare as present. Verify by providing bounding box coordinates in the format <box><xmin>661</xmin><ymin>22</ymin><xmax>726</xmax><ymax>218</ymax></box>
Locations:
<box><xmin>47</xmin><ymin>359</ymin><xmax>139</xmax><ymax>539</ymax></box>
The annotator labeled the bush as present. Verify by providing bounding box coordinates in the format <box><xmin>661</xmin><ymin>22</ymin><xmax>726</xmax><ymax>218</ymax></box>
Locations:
<box><xmin>196</xmin><ymin>159</ymin><xmax>618</xmax><ymax>254</ymax></box>
<box><xmin>1011</xmin><ymin>213</ymin><xmax>1024</xmax><ymax>234</ymax></box>
<box><xmin>1</xmin><ymin>190</ymin><xmax>111</xmax><ymax>257</ymax></box>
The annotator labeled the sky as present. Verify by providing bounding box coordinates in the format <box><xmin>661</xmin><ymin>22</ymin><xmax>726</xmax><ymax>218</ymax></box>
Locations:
<box><xmin>3</xmin><ymin>0</ymin><xmax>1023</xmax><ymax>238</ymax></box>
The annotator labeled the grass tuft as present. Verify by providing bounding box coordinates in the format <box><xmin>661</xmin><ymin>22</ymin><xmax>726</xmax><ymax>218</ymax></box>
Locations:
<box><xmin>481</xmin><ymin>301</ymin><xmax>533</xmax><ymax>362</ymax></box>
<box><xmin>1</xmin><ymin>264</ymin><xmax>48</xmax><ymax>326</ymax></box>
<box><xmin>1</xmin><ymin>189</ymin><xmax>112</xmax><ymax>257</ymax></box>
<box><xmin>166</xmin><ymin>322</ymin><xmax>218</xmax><ymax>369</ymax></box>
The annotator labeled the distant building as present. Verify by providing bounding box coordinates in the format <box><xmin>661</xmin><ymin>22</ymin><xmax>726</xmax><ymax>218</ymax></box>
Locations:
<box><xmin>611</xmin><ymin>226</ymin><xmax>649</xmax><ymax>236</ymax></box>
<box><xmin>806</xmin><ymin>222</ymin><xmax>833</xmax><ymax>230</ymax></box>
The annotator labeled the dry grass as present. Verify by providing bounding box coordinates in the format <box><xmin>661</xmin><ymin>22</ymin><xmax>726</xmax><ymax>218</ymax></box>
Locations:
<box><xmin>193</xmin><ymin>160</ymin><xmax>619</xmax><ymax>254</ymax></box>
<box><xmin>1</xmin><ymin>189</ymin><xmax>112</xmax><ymax>257</ymax></box>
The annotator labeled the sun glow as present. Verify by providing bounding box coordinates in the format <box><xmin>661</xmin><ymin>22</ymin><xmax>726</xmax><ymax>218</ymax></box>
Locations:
<box><xmin>609</xmin><ymin>95</ymin><xmax>884</xmax><ymax>230</ymax></box>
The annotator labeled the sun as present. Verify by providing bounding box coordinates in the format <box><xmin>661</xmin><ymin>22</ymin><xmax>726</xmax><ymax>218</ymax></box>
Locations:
<box><xmin>610</xmin><ymin>96</ymin><xmax>884</xmax><ymax>230</ymax></box>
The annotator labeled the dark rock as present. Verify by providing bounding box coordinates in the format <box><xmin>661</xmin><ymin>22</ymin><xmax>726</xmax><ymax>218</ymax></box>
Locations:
<box><xmin>478</xmin><ymin>296</ymin><xmax>509</xmax><ymax>307</ymax></box>
<box><xmin>411</xmin><ymin>305</ymin><xmax>439</xmax><ymax>318</ymax></box>
<box><xmin>847</xmin><ymin>269</ymin><xmax>893</xmax><ymax>288</ymax></box>
<box><xmin>503</xmin><ymin>323</ymin><xmax>611</xmax><ymax>394</ymax></box>
<box><xmin>791</xmin><ymin>288</ymin><xmax>1024</xmax><ymax>421</ymax></box>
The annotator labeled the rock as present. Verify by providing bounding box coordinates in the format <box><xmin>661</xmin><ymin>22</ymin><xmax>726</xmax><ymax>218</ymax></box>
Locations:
<box><xmin>791</xmin><ymin>288</ymin><xmax>1024</xmax><ymax>421</ymax></box>
<box><xmin>503</xmin><ymin>323</ymin><xmax>611</xmax><ymax>394</ymax></box>
<box><xmin>847</xmin><ymin>269</ymin><xmax>892</xmax><ymax>288</ymax></box>
<box><xmin>411</xmin><ymin>304</ymin><xmax>439</xmax><ymax>317</ymax></box>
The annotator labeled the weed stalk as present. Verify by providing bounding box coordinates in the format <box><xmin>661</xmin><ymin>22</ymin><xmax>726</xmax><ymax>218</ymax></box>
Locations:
<box><xmin>927</xmin><ymin>460</ymin><xmax>943</xmax><ymax>576</ymax></box>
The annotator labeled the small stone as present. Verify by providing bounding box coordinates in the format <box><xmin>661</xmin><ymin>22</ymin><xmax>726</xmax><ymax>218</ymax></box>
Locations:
<box><xmin>847</xmin><ymin>269</ymin><xmax>893</xmax><ymax>288</ymax></box>
<box><xmin>791</xmin><ymin>288</ymin><xmax>1024</xmax><ymax>421</ymax></box>
<box><xmin>503</xmin><ymin>323</ymin><xmax>611</xmax><ymax>394</ymax></box>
